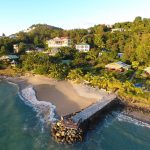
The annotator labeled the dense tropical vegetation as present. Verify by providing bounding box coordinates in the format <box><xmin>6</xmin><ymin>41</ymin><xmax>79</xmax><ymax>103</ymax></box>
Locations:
<box><xmin>0</xmin><ymin>16</ymin><xmax>150</xmax><ymax>109</ymax></box>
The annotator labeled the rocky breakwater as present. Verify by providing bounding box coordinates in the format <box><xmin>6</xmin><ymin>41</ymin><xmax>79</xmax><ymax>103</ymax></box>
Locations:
<box><xmin>51</xmin><ymin>94</ymin><xmax>117</xmax><ymax>144</ymax></box>
<box><xmin>51</xmin><ymin>117</ymin><xmax>83</xmax><ymax>144</ymax></box>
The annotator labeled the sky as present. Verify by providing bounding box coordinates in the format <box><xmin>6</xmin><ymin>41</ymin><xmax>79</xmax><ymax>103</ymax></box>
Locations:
<box><xmin>0</xmin><ymin>0</ymin><xmax>150</xmax><ymax>35</ymax></box>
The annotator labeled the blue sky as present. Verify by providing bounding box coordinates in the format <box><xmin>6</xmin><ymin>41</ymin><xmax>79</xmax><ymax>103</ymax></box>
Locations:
<box><xmin>0</xmin><ymin>0</ymin><xmax>150</xmax><ymax>35</ymax></box>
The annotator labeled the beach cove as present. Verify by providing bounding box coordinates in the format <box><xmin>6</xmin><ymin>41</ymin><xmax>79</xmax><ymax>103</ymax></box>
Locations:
<box><xmin>0</xmin><ymin>74</ymin><xmax>149</xmax><ymax>124</ymax></box>
<box><xmin>1</xmin><ymin>74</ymin><xmax>111</xmax><ymax>122</ymax></box>
<box><xmin>0</xmin><ymin>80</ymin><xmax>150</xmax><ymax>149</ymax></box>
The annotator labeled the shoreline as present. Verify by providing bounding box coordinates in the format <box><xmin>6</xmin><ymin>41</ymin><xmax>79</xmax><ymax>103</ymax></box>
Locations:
<box><xmin>19</xmin><ymin>75</ymin><xmax>110</xmax><ymax>116</ymax></box>
<box><xmin>123</xmin><ymin>104</ymin><xmax>150</xmax><ymax>124</ymax></box>
<box><xmin>0</xmin><ymin>75</ymin><xmax>59</xmax><ymax>124</ymax></box>
<box><xmin>0</xmin><ymin>75</ymin><xmax>150</xmax><ymax>125</ymax></box>
<box><xmin>20</xmin><ymin>85</ymin><xmax>58</xmax><ymax>123</ymax></box>
<box><xmin>0</xmin><ymin>75</ymin><xmax>106</xmax><ymax>119</ymax></box>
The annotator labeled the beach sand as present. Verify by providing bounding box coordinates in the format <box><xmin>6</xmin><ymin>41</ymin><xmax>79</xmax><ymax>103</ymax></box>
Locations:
<box><xmin>19</xmin><ymin>75</ymin><xmax>107</xmax><ymax>116</ymax></box>
<box><xmin>2</xmin><ymin>75</ymin><xmax>150</xmax><ymax>124</ymax></box>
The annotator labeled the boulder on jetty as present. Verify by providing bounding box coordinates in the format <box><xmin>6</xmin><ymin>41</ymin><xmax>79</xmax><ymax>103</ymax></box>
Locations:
<box><xmin>51</xmin><ymin>117</ymin><xmax>83</xmax><ymax>144</ymax></box>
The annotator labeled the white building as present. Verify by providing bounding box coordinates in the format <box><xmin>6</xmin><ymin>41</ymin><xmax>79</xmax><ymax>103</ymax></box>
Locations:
<box><xmin>13</xmin><ymin>44</ymin><xmax>19</xmax><ymax>53</ymax></box>
<box><xmin>9</xmin><ymin>34</ymin><xmax>17</xmax><ymax>39</ymax></box>
<box><xmin>111</xmin><ymin>28</ymin><xmax>125</xmax><ymax>33</ymax></box>
<box><xmin>75</xmin><ymin>43</ymin><xmax>90</xmax><ymax>52</ymax></box>
<box><xmin>47</xmin><ymin>37</ymin><xmax>71</xmax><ymax>48</ymax></box>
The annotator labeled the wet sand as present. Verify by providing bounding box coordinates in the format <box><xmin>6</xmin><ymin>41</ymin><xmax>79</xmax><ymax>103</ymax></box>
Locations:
<box><xmin>20</xmin><ymin>75</ymin><xmax>105</xmax><ymax>116</ymax></box>
<box><xmin>126</xmin><ymin>111</ymin><xmax>150</xmax><ymax>124</ymax></box>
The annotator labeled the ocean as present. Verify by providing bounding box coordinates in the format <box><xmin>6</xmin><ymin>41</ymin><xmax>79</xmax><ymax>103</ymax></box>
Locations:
<box><xmin>0</xmin><ymin>81</ymin><xmax>150</xmax><ymax>150</ymax></box>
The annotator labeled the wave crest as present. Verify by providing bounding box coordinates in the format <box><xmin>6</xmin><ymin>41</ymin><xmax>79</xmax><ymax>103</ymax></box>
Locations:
<box><xmin>116</xmin><ymin>113</ymin><xmax>150</xmax><ymax>128</ymax></box>
<box><xmin>19</xmin><ymin>86</ymin><xmax>58</xmax><ymax>123</ymax></box>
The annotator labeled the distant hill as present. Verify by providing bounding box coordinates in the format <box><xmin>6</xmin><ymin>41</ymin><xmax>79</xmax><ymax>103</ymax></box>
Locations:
<box><xmin>22</xmin><ymin>24</ymin><xmax>63</xmax><ymax>34</ymax></box>
<box><xmin>30</xmin><ymin>24</ymin><xmax>63</xmax><ymax>31</ymax></box>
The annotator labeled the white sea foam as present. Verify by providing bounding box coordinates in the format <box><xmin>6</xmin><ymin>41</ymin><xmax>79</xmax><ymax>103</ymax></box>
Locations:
<box><xmin>7</xmin><ymin>81</ymin><xmax>18</xmax><ymax>86</ymax></box>
<box><xmin>116</xmin><ymin>113</ymin><xmax>150</xmax><ymax>128</ymax></box>
<box><xmin>19</xmin><ymin>86</ymin><xmax>58</xmax><ymax>123</ymax></box>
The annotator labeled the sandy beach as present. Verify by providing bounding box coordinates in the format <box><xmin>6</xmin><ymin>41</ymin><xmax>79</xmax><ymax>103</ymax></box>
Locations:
<box><xmin>13</xmin><ymin>75</ymin><xmax>107</xmax><ymax>116</ymax></box>
<box><xmin>1</xmin><ymin>74</ymin><xmax>150</xmax><ymax>124</ymax></box>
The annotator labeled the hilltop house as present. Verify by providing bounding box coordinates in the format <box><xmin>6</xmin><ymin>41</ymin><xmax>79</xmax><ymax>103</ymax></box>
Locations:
<box><xmin>105</xmin><ymin>61</ymin><xmax>131</xmax><ymax>72</ymax></box>
<box><xmin>9</xmin><ymin>34</ymin><xmax>17</xmax><ymax>39</ymax></box>
<box><xmin>75</xmin><ymin>43</ymin><xmax>90</xmax><ymax>52</ymax></box>
<box><xmin>47</xmin><ymin>37</ymin><xmax>71</xmax><ymax>48</ymax></box>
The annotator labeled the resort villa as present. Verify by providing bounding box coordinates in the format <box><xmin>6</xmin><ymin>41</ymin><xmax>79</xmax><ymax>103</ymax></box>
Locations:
<box><xmin>105</xmin><ymin>61</ymin><xmax>131</xmax><ymax>72</ymax></box>
<box><xmin>47</xmin><ymin>37</ymin><xmax>71</xmax><ymax>48</ymax></box>
<box><xmin>75</xmin><ymin>43</ymin><xmax>90</xmax><ymax>52</ymax></box>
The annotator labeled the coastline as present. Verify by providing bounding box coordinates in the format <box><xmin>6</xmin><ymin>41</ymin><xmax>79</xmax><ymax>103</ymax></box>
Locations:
<box><xmin>20</xmin><ymin>75</ymin><xmax>102</xmax><ymax>116</ymax></box>
<box><xmin>123</xmin><ymin>104</ymin><xmax>150</xmax><ymax>124</ymax></box>
<box><xmin>0</xmin><ymin>75</ymin><xmax>58</xmax><ymax>124</ymax></box>
<box><xmin>0</xmin><ymin>74</ymin><xmax>150</xmax><ymax>125</ymax></box>
<box><xmin>0</xmin><ymin>75</ymin><xmax>107</xmax><ymax>119</ymax></box>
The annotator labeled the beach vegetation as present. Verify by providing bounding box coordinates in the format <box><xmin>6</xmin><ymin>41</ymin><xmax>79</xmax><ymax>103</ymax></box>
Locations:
<box><xmin>49</xmin><ymin>63</ymin><xmax>69</xmax><ymax>80</ymax></box>
<box><xmin>0</xmin><ymin>17</ymin><xmax>150</xmax><ymax>109</ymax></box>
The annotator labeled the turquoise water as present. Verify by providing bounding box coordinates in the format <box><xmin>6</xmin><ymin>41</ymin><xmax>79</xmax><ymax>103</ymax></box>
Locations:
<box><xmin>0</xmin><ymin>81</ymin><xmax>150</xmax><ymax>150</ymax></box>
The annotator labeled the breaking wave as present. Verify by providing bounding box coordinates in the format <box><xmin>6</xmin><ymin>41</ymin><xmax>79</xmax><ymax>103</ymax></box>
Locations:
<box><xmin>18</xmin><ymin>85</ymin><xmax>58</xmax><ymax>123</ymax></box>
<box><xmin>116</xmin><ymin>112</ymin><xmax>150</xmax><ymax>128</ymax></box>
